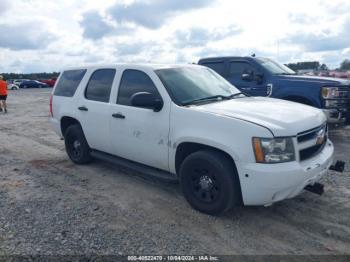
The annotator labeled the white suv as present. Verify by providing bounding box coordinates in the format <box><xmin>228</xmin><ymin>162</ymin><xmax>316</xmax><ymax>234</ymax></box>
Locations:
<box><xmin>50</xmin><ymin>64</ymin><xmax>334</xmax><ymax>215</ymax></box>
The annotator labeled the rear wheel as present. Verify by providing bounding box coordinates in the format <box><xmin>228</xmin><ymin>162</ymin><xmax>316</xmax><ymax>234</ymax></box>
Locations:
<box><xmin>179</xmin><ymin>150</ymin><xmax>241</xmax><ymax>215</ymax></box>
<box><xmin>64</xmin><ymin>124</ymin><xmax>92</xmax><ymax>164</ymax></box>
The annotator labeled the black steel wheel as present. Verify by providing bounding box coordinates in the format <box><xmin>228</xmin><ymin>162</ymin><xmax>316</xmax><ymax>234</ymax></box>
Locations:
<box><xmin>190</xmin><ymin>167</ymin><xmax>220</xmax><ymax>203</ymax></box>
<box><xmin>180</xmin><ymin>150</ymin><xmax>241</xmax><ymax>215</ymax></box>
<box><xmin>64</xmin><ymin>124</ymin><xmax>92</xmax><ymax>164</ymax></box>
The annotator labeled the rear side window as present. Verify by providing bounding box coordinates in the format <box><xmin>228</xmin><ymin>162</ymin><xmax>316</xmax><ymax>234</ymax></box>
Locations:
<box><xmin>117</xmin><ymin>69</ymin><xmax>161</xmax><ymax>106</ymax></box>
<box><xmin>201</xmin><ymin>62</ymin><xmax>225</xmax><ymax>75</ymax></box>
<box><xmin>85</xmin><ymin>69</ymin><xmax>116</xmax><ymax>103</ymax></box>
<box><xmin>54</xmin><ymin>69</ymin><xmax>86</xmax><ymax>97</ymax></box>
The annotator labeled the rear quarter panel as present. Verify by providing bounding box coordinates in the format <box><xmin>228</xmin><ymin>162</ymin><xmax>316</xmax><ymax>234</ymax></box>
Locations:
<box><xmin>51</xmin><ymin>70</ymin><xmax>90</xmax><ymax>137</ymax></box>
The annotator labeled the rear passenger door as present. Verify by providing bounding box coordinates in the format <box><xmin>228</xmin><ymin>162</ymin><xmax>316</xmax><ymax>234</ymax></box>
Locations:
<box><xmin>227</xmin><ymin>61</ymin><xmax>268</xmax><ymax>96</ymax></box>
<box><xmin>77</xmin><ymin>68</ymin><xmax>116</xmax><ymax>153</ymax></box>
<box><xmin>109</xmin><ymin>68</ymin><xmax>170</xmax><ymax>171</ymax></box>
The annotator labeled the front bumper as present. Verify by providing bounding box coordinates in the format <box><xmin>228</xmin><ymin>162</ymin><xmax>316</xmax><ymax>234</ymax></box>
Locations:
<box><xmin>237</xmin><ymin>139</ymin><xmax>334</xmax><ymax>206</ymax></box>
<box><xmin>323</xmin><ymin>109</ymin><xmax>347</xmax><ymax>124</ymax></box>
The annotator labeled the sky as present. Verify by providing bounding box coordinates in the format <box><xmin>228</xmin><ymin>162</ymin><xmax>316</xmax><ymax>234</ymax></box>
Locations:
<box><xmin>0</xmin><ymin>0</ymin><xmax>350</xmax><ymax>73</ymax></box>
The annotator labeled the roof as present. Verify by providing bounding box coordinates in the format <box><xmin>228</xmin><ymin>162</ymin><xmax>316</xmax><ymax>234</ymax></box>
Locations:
<box><xmin>198</xmin><ymin>56</ymin><xmax>260</xmax><ymax>63</ymax></box>
<box><xmin>60</xmin><ymin>63</ymin><xmax>201</xmax><ymax>72</ymax></box>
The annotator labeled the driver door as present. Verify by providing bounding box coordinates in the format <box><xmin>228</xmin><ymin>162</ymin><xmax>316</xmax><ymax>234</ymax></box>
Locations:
<box><xmin>109</xmin><ymin>68</ymin><xmax>170</xmax><ymax>171</ymax></box>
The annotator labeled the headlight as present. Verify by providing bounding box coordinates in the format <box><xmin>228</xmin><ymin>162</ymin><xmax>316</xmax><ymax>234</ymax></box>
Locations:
<box><xmin>321</xmin><ymin>87</ymin><xmax>340</xmax><ymax>99</ymax></box>
<box><xmin>252</xmin><ymin>137</ymin><xmax>295</xmax><ymax>163</ymax></box>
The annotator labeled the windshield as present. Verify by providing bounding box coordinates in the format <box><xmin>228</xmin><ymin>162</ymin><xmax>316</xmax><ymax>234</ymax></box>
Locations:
<box><xmin>155</xmin><ymin>67</ymin><xmax>240</xmax><ymax>105</ymax></box>
<box><xmin>256</xmin><ymin>58</ymin><xmax>296</xmax><ymax>75</ymax></box>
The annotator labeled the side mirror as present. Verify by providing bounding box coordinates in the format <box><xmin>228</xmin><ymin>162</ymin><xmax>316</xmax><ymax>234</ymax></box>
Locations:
<box><xmin>130</xmin><ymin>92</ymin><xmax>163</xmax><ymax>112</ymax></box>
<box><xmin>241</xmin><ymin>73</ymin><xmax>253</xmax><ymax>81</ymax></box>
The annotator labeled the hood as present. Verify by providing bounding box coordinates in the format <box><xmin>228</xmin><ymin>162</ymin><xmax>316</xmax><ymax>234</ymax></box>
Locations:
<box><xmin>276</xmin><ymin>74</ymin><xmax>350</xmax><ymax>86</ymax></box>
<box><xmin>193</xmin><ymin>97</ymin><xmax>326</xmax><ymax>137</ymax></box>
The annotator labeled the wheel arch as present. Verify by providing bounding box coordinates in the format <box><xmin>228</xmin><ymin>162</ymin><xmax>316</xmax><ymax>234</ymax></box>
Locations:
<box><xmin>175</xmin><ymin>142</ymin><xmax>237</xmax><ymax>175</ymax></box>
<box><xmin>282</xmin><ymin>95</ymin><xmax>316</xmax><ymax>107</ymax></box>
<box><xmin>60</xmin><ymin>116</ymin><xmax>81</xmax><ymax>136</ymax></box>
<box><xmin>175</xmin><ymin>141</ymin><xmax>243</xmax><ymax>206</ymax></box>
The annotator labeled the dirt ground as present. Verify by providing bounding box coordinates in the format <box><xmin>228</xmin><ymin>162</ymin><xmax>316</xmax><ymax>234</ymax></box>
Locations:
<box><xmin>0</xmin><ymin>89</ymin><xmax>349</xmax><ymax>255</ymax></box>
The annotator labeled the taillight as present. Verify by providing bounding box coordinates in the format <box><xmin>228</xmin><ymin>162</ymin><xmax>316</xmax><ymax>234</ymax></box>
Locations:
<box><xmin>50</xmin><ymin>95</ymin><xmax>53</xmax><ymax>117</ymax></box>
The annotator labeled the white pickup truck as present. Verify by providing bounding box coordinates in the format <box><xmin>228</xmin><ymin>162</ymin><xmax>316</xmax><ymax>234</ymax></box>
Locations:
<box><xmin>50</xmin><ymin>64</ymin><xmax>334</xmax><ymax>215</ymax></box>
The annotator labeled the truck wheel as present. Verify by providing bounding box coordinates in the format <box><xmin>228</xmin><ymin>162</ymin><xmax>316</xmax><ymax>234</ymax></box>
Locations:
<box><xmin>179</xmin><ymin>150</ymin><xmax>241</xmax><ymax>215</ymax></box>
<box><xmin>64</xmin><ymin>124</ymin><xmax>92</xmax><ymax>164</ymax></box>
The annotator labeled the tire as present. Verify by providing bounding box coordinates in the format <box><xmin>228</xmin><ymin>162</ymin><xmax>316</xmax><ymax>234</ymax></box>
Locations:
<box><xmin>64</xmin><ymin>124</ymin><xmax>92</xmax><ymax>164</ymax></box>
<box><xmin>179</xmin><ymin>150</ymin><xmax>241</xmax><ymax>215</ymax></box>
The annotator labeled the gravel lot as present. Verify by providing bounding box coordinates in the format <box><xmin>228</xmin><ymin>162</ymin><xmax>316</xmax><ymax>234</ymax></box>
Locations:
<box><xmin>0</xmin><ymin>89</ymin><xmax>349</xmax><ymax>256</ymax></box>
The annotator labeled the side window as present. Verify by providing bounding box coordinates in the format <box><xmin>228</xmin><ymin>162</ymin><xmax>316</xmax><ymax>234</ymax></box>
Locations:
<box><xmin>229</xmin><ymin>62</ymin><xmax>255</xmax><ymax>77</ymax></box>
<box><xmin>117</xmin><ymin>69</ymin><xmax>161</xmax><ymax>106</ymax></box>
<box><xmin>85</xmin><ymin>69</ymin><xmax>116</xmax><ymax>103</ymax></box>
<box><xmin>201</xmin><ymin>62</ymin><xmax>225</xmax><ymax>75</ymax></box>
<box><xmin>54</xmin><ymin>69</ymin><xmax>87</xmax><ymax>97</ymax></box>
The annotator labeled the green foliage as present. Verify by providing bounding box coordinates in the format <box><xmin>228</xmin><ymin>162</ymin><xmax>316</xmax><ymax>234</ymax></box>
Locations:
<box><xmin>340</xmin><ymin>59</ymin><xmax>350</xmax><ymax>71</ymax></box>
<box><xmin>286</xmin><ymin>61</ymin><xmax>322</xmax><ymax>71</ymax></box>
<box><xmin>0</xmin><ymin>72</ymin><xmax>60</xmax><ymax>81</ymax></box>
<box><xmin>319</xmin><ymin>64</ymin><xmax>328</xmax><ymax>71</ymax></box>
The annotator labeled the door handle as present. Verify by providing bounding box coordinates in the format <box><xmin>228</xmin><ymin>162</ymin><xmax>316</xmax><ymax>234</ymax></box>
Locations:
<box><xmin>78</xmin><ymin>106</ymin><xmax>88</xmax><ymax>111</ymax></box>
<box><xmin>112</xmin><ymin>113</ymin><xmax>125</xmax><ymax>119</ymax></box>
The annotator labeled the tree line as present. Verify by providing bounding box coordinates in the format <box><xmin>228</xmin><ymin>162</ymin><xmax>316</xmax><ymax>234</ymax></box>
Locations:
<box><xmin>1</xmin><ymin>59</ymin><xmax>350</xmax><ymax>77</ymax></box>
<box><xmin>0</xmin><ymin>72</ymin><xmax>60</xmax><ymax>80</ymax></box>
<box><xmin>286</xmin><ymin>59</ymin><xmax>350</xmax><ymax>71</ymax></box>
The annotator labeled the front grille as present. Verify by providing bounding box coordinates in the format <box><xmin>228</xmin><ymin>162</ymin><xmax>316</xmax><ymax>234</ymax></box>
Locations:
<box><xmin>297</xmin><ymin>123</ymin><xmax>328</xmax><ymax>161</ymax></box>
<box><xmin>336</xmin><ymin>86</ymin><xmax>349</xmax><ymax>98</ymax></box>
<box><xmin>328</xmin><ymin>86</ymin><xmax>350</xmax><ymax>109</ymax></box>
<box><xmin>299</xmin><ymin>135</ymin><xmax>327</xmax><ymax>161</ymax></box>
<box><xmin>346</xmin><ymin>86</ymin><xmax>350</xmax><ymax>124</ymax></box>
<box><xmin>297</xmin><ymin>124</ymin><xmax>327</xmax><ymax>143</ymax></box>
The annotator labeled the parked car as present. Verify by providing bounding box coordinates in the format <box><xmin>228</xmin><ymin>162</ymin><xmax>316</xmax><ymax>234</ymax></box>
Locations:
<box><xmin>13</xmin><ymin>79</ymin><xmax>30</xmax><ymax>86</ymax></box>
<box><xmin>7</xmin><ymin>83</ymin><xmax>19</xmax><ymax>90</ymax></box>
<box><xmin>19</xmin><ymin>80</ymin><xmax>49</xmax><ymax>88</ymax></box>
<box><xmin>50</xmin><ymin>64</ymin><xmax>335</xmax><ymax>215</ymax></box>
<box><xmin>39</xmin><ymin>78</ymin><xmax>57</xmax><ymax>87</ymax></box>
<box><xmin>198</xmin><ymin>57</ymin><xmax>350</xmax><ymax>125</ymax></box>
<box><xmin>329</xmin><ymin>71</ymin><xmax>350</xmax><ymax>79</ymax></box>
<box><xmin>6</xmin><ymin>80</ymin><xmax>19</xmax><ymax>90</ymax></box>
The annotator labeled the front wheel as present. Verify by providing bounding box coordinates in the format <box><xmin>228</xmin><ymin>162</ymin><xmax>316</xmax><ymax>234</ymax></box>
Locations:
<box><xmin>64</xmin><ymin>124</ymin><xmax>92</xmax><ymax>164</ymax></box>
<box><xmin>179</xmin><ymin>150</ymin><xmax>242</xmax><ymax>215</ymax></box>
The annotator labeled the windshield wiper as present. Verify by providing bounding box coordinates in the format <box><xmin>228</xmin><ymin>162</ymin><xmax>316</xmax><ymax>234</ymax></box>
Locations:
<box><xmin>182</xmin><ymin>95</ymin><xmax>230</xmax><ymax>106</ymax></box>
<box><xmin>183</xmin><ymin>93</ymin><xmax>246</xmax><ymax>106</ymax></box>
<box><xmin>226</xmin><ymin>92</ymin><xmax>247</xmax><ymax>98</ymax></box>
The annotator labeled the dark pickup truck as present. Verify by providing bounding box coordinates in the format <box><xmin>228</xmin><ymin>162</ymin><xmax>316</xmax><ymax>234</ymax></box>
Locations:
<box><xmin>198</xmin><ymin>56</ymin><xmax>350</xmax><ymax>124</ymax></box>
